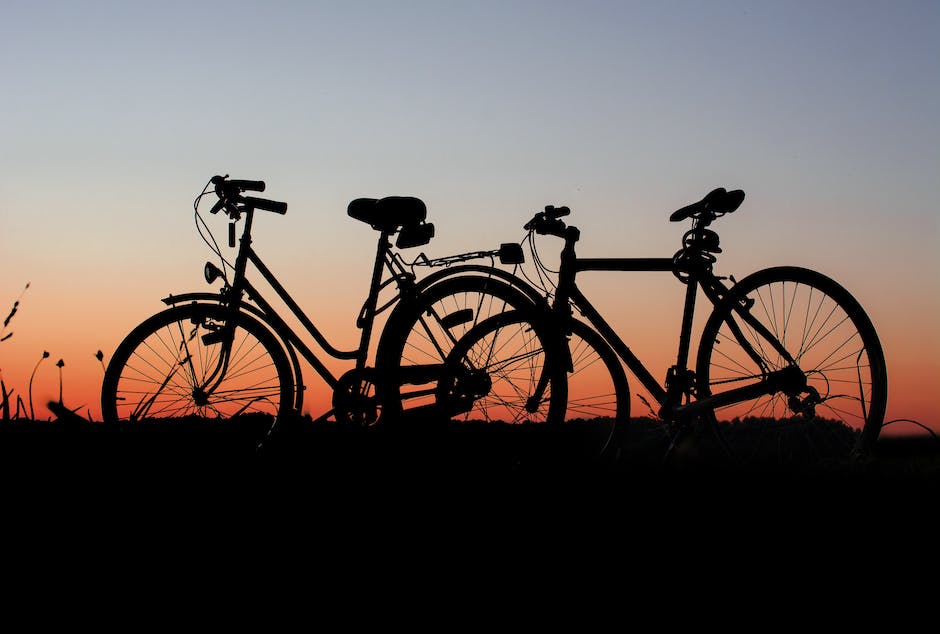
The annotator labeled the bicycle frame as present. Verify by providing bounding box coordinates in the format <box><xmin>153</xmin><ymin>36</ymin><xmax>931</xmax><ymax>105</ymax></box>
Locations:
<box><xmin>165</xmin><ymin>204</ymin><xmax>529</xmax><ymax>421</ymax></box>
<box><xmin>166</xmin><ymin>206</ymin><xmax>415</xmax><ymax>417</ymax></box>
<box><xmin>552</xmin><ymin>229</ymin><xmax>805</xmax><ymax>423</ymax></box>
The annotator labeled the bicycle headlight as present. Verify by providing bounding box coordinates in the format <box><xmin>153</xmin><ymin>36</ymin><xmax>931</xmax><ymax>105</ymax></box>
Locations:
<box><xmin>204</xmin><ymin>262</ymin><xmax>223</xmax><ymax>284</ymax></box>
<box><xmin>498</xmin><ymin>243</ymin><xmax>525</xmax><ymax>265</ymax></box>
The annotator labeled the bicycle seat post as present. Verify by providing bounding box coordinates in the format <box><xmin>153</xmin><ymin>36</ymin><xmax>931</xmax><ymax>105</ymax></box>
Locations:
<box><xmin>354</xmin><ymin>230</ymin><xmax>394</xmax><ymax>367</ymax></box>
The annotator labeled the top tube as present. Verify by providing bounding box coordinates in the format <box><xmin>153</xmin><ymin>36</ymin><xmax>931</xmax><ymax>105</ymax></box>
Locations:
<box><xmin>575</xmin><ymin>258</ymin><xmax>675</xmax><ymax>273</ymax></box>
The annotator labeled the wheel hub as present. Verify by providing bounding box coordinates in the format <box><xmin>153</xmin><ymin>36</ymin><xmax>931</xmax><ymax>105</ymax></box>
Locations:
<box><xmin>454</xmin><ymin>370</ymin><xmax>491</xmax><ymax>400</ymax></box>
<box><xmin>192</xmin><ymin>387</ymin><xmax>209</xmax><ymax>407</ymax></box>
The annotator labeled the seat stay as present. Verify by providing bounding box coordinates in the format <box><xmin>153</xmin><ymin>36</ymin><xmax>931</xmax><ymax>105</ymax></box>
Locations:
<box><xmin>699</xmin><ymin>274</ymin><xmax>798</xmax><ymax>372</ymax></box>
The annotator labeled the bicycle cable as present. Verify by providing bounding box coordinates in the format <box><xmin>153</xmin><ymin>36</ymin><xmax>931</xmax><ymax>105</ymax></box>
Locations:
<box><xmin>193</xmin><ymin>179</ymin><xmax>234</xmax><ymax>280</ymax></box>
<box><xmin>531</xmin><ymin>235</ymin><xmax>558</xmax><ymax>295</ymax></box>
<box><xmin>517</xmin><ymin>231</ymin><xmax>558</xmax><ymax>302</ymax></box>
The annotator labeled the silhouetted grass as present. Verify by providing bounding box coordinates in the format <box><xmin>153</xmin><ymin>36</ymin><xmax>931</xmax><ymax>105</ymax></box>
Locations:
<box><xmin>1</xmin><ymin>412</ymin><xmax>938</xmax><ymax>487</ymax></box>
<box><xmin>0</xmin><ymin>284</ymin><xmax>29</xmax><ymax>420</ymax></box>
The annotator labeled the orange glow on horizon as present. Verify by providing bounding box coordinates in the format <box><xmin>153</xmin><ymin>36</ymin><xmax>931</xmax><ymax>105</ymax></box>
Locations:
<box><xmin>2</xmin><ymin>219</ymin><xmax>937</xmax><ymax>435</ymax></box>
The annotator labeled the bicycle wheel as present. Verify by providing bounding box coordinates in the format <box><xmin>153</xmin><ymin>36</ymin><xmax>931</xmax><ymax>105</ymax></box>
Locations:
<box><xmin>695</xmin><ymin>266</ymin><xmax>887</xmax><ymax>465</ymax></box>
<box><xmin>375</xmin><ymin>275</ymin><xmax>562</xmax><ymax>424</ymax></box>
<box><xmin>559</xmin><ymin>319</ymin><xmax>631</xmax><ymax>462</ymax></box>
<box><xmin>437</xmin><ymin>309</ymin><xmax>566</xmax><ymax>424</ymax></box>
<box><xmin>101</xmin><ymin>303</ymin><xmax>294</xmax><ymax>444</ymax></box>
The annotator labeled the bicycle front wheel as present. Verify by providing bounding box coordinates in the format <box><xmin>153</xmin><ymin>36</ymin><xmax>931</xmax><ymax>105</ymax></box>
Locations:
<box><xmin>376</xmin><ymin>275</ymin><xmax>563</xmax><ymax>424</ymax></box>
<box><xmin>101</xmin><ymin>303</ymin><xmax>294</xmax><ymax>441</ymax></box>
<box><xmin>559</xmin><ymin>319</ymin><xmax>630</xmax><ymax>462</ymax></box>
<box><xmin>696</xmin><ymin>266</ymin><xmax>887</xmax><ymax>464</ymax></box>
<box><xmin>437</xmin><ymin>309</ymin><xmax>566</xmax><ymax>424</ymax></box>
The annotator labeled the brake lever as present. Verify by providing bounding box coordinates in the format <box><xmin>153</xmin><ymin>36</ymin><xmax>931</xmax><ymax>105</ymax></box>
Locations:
<box><xmin>523</xmin><ymin>212</ymin><xmax>545</xmax><ymax>231</ymax></box>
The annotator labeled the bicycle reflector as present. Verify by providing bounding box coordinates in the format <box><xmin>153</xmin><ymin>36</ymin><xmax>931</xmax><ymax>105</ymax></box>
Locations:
<box><xmin>396</xmin><ymin>222</ymin><xmax>435</xmax><ymax>249</ymax></box>
<box><xmin>204</xmin><ymin>262</ymin><xmax>224</xmax><ymax>284</ymax></box>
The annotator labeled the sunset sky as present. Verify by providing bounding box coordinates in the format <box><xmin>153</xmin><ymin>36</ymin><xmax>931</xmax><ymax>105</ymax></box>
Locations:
<box><xmin>2</xmin><ymin>1</ymin><xmax>938</xmax><ymax>434</ymax></box>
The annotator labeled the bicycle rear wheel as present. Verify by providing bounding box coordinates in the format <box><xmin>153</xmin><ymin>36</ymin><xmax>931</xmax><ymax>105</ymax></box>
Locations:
<box><xmin>695</xmin><ymin>266</ymin><xmax>887</xmax><ymax>466</ymax></box>
<box><xmin>376</xmin><ymin>275</ymin><xmax>563</xmax><ymax>424</ymax></box>
<box><xmin>101</xmin><ymin>303</ymin><xmax>294</xmax><ymax>447</ymax></box>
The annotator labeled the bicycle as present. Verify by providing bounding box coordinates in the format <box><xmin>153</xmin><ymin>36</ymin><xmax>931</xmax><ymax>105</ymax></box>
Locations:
<box><xmin>100</xmin><ymin>176</ymin><xmax>565</xmax><ymax>447</ymax></box>
<box><xmin>491</xmin><ymin>188</ymin><xmax>887</xmax><ymax>466</ymax></box>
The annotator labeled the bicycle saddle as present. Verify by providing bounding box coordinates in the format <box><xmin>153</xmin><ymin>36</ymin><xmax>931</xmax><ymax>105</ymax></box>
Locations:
<box><xmin>348</xmin><ymin>196</ymin><xmax>428</xmax><ymax>231</ymax></box>
<box><xmin>669</xmin><ymin>188</ymin><xmax>745</xmax><ymax>222</ymax></box>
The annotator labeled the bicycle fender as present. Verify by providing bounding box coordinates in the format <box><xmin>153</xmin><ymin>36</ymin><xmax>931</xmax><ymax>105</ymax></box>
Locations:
<box><xmin>410</xmin><ymin>264</ymin><xmax>549</xmax><ymax>309</ymax></box>
<box><xmin>159</xmin><ymin>292</ymin><xmax>306</xmax><ymax>412</ymax></box>
<box><xmin>162</xmin><ymin>291</ymin><xmax>307</xmax><ymax>326</ymax></box>
<box><xmin>161</xmin><ymin>291</ymin><xmax>225</xmax><ymax>306</ymax></box>
<box><xmin>161</xmin><ymin>293</ymin><xmax>271</xmax><ymax>323</ymax></box>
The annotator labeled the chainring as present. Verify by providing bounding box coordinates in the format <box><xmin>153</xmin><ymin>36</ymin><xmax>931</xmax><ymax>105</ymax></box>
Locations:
<box><xmin>332</xmin><ymin>368</ymin><xmax>380</xmax><ymax>426</ymax></box>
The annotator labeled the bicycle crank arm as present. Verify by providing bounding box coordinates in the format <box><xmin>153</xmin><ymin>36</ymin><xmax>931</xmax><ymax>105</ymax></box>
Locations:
<box><xmin>670</xmin><ymin>366</ymin><xmax>807</xmax><ymax>421</ymax></box>
<box><xmin>394</xmin><ymin>399</ymin><xmax>474</xmax><ymax>421</ymax></box>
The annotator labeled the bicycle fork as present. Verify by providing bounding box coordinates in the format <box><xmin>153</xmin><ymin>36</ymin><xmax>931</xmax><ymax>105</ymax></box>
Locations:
<box><xmin>126</xmin><ymin>311</ymin><xmax>238</xmax><ymax>420</ymax></box>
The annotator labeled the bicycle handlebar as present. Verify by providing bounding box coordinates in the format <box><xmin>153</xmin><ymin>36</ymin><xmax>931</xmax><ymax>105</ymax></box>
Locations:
<box><xmin>524</xmin><ymin>205</ymin><xmax>571</xmax><ymax>237</ymax></box>
<box><xmin>244</xmin><ymin>196</ymin><xmax>287</xmax><ymax>214</ymax></box>
<box><xmin>228</xmin><ymin>179</ymin><xmax>266</xmax><ymax>193</ymax></box>
<box><xmin>546</xmin><ymin>205</ymin><xmax>570</xmax><ymax>219</ymax></box>
<box><xmin>209</xmin><ymin>175</ymin><xmax>287</xmax><ymax>216</ymax></box>
<box><xmin>211</xmin><ymin>175</ymin><xmax>265</xmax><ymax>192</ymax></box>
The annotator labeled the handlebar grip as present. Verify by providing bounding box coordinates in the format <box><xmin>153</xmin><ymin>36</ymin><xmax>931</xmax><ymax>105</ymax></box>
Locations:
<box><xmin>228</xmin><ymin>179</ymin><xmax>266</xmax><ymax>193</ymax></box>
<box><xmin>243</xmin><ymin>196</ymin><xmax>287</xmax><ymax>214</ymax></box>
<box><xmin>545</xmin><ymin>205</ymin><xmax>570</xmax><ymax>219</ymax></box>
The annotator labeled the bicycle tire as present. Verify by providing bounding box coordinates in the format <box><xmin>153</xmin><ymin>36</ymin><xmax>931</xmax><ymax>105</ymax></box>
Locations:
<box><xmin>695</xmin><ymin>266</ymin><xmax>887</xmax><ymax>465</ymax></box>
<box><xmin>101</xmin><ymin>303</ymin><xmax>294</xmax><ymax>444</ymax></box>
<box><xmin>557</xmin><ymin>318</ymin><xmax>631</xmax><ymax>463</ymax></box>
<box><xmin>437</xmin><ymin>309</ymin><xmax>566</xmax><ymax>423</ymax></box>
<box><xmin>375</xmin><ymin>275</ymin><xmax>562</xmax><ymax>424</ymax></box>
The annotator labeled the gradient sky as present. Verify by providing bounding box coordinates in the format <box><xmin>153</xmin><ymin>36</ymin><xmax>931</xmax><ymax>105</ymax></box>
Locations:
<box><xmin>2</xmin><ymin>1</ymin><xmax>938</xmax><ymax>433</ymax></box>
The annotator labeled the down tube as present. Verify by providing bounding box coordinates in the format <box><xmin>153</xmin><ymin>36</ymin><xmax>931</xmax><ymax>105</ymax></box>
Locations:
<box><xmin>568</xmin><ymin>286</ymin><xmax>667</xmax><ymax>405</ymax></box>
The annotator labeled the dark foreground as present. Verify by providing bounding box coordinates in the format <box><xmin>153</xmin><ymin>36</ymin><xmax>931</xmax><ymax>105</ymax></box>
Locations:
<box><xmin>4</xmin><ymin>414</ymin><xmax>940</xmax><ymax>584</ymax></box>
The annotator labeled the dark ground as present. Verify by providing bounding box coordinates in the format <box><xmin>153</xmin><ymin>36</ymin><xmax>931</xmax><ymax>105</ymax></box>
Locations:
<box><xmin>3</xmin><ymin>413</ymin><xmax>938</xmax><ymax>490</ymax></box>
<box><xmin>4</xmin><ymin>413</ymin><xmax>939</xmax><ymax>595</ymax></box>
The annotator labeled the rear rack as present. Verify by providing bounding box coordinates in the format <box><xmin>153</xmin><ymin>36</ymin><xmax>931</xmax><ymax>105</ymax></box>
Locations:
<box><xmin>411</xmin><ymin>243</ymin><xmax>525</xmax><ymax>268</ymax></box>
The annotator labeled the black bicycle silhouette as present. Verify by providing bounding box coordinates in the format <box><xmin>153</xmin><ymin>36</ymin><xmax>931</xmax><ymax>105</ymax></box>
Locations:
<box><xmin>467</xmin><ymin>188</ymin><xmax>888</xmax><ymax>463</ymax></box>
<box><xmin>100</xmin><ymin>176</ymin><xmax>563</xmax><ymax>441</ymax></box>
